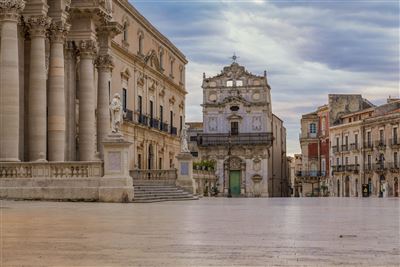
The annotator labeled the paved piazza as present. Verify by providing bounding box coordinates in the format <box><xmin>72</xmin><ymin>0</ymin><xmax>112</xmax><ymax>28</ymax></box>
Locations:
<box><xmin>1</xmin><ymin>198</ymin><xmax>399</xmax><ymax>266</ymax></box>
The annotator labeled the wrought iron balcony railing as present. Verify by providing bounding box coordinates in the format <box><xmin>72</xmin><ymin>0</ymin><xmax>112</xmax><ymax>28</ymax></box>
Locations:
<box><xmin>363</xmin><ymin>142</ymin><xmax>373</xmax><ymax>150</ymax></box>
<box><xmin>332</xmin><ymin>146</ymin><xmax>340</xmax><ymax>153</ymax></box>
<box><xmin>350</xmin><ymin>143</ymin><xmax>359</xmax><ymax>151</ymax></box>
<box><xmin>375</xmin><ymin>140</ymin><xmax>386</xmax><ymax>150</ymax></box>
<box><xmin>389</xmin><ymin>138</ymin><xmax>399</xmax><ymax>147</ymax></box>
<box><xmin>198</xmin><ymin>132</ymin><xmax>273</xmax><ymax>146</ymax></box>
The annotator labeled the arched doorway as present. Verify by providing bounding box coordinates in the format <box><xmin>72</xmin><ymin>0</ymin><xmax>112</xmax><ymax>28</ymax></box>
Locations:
<box><xmin>368</xmin><ymin>178</ymin><xmax>372</xmax><ymax>196</ymax></box>
<box><xmin>337</xmin><ymin>179</ymin><xmax>340</xmax><ymax>197</ymax></box>
<box><xmin>345</xmin><ymin>176</ymin><xmax>350</xmax><ymax>197</ymax></box>
<box><xmin>379</xmin><ymin>175</ymin><xmax>385</xmax><ymax>198</ymax></box>
<box><xmin>224</xmin><ymin>156</ymin><xmax>244</xmax><ymax>197</ymax></box>
<box><xmin>394</xmin><ymin>178</ymin><xmax>399</xmax><ymax>197</ymax></box>
<box><xmin>148</xmin><ymin>144</ymin><xmax>153</xmax><ymax>169</ymax></box>
<box><xmin>355</xmin><ymin>179</ymin><xmax>359</xmax><ymax>197</ymax></box>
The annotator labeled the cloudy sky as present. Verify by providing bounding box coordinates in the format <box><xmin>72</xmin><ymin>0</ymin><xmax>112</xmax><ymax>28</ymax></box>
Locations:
<box><xmin>131</xmin><ymin>0</ymin><xmax>400</xmax><ymax>155</ymax></box>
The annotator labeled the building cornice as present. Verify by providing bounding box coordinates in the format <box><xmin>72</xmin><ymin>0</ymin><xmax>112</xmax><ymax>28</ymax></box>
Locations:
<box><xmin>114</xmin><ymin>0</ymin><xmax>187</xmax><ymax>64</ymax></box>
<box><xmin>111</xmin><ymin>40</ymin><xmax>187</xmax><ymax>96</ymax></box>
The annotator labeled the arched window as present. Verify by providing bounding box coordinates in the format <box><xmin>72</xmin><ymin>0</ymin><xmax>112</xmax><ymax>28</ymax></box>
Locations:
<box><xmin>138</xmin><ymin>33</ymin><xmax>144</xmax><ymax>55</ymax></box>
<box><xmin>123</xmin><ymin>22</ymin><xmax>128</xmax><ymax>42</ymax></box>
<box><xmin>159</xmin><ymin>48</ymin><xmax>164</xmax><ymax>70</ymax></box>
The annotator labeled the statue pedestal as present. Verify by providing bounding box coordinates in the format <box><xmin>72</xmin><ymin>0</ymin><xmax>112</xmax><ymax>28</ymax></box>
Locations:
<box><xmin>176</xmin><ymin>152</ymin><xmax>196</xmax><ymax>194</ymax></box>
<box><xmin>99</xmin><ymin>133</ymin><xmax>134</xmax><ymax>202</ymax></box>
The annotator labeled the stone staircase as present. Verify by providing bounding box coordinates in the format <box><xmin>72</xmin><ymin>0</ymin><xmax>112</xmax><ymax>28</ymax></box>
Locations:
<box><xmin>132</xmin><ymin>181</ymin><xmax>198</xmax><ymax>203</ymax></box>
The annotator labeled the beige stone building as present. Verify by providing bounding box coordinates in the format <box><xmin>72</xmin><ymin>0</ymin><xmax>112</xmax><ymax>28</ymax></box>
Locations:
<box><xmin>0</xmin><ymin>0</ymin><xmax>188</xmax><ymax>201</ymax></box>
<box><xmin>187</xmin><ymin>61</ymin><xmax>288</xmax><ymax>197</ymax></box>
<box><xmin>0</xmin><ymin>0</ymin><xmax>186</xmax><ymax>166</ymax></box>
<box><xmin>329</xmin><ymin>98</ymin><xmax>400</xmax><ymax>197</ymax></box>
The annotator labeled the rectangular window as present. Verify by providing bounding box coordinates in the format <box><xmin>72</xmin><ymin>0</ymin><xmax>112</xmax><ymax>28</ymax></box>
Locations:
<box><xmin>355</xmin><ymin>156</ymin><xmax>358</xmax><ymax>165</ymax></box>
<box><xmin>336</xmin><ymin>158</ymin><xmax>339</xmax><ymax>166</ymax></box>
<box><xmin>159</xmin><ymin>157</ymin><xmax>162</xmax><ymax>169</ymax></box>
<box><xmin>138</xmin><ymin>95</ymin><xmax>142</xmax><ymax>115</ymax></box>
<box><xmin>367</xmin><ymin>154</ymin><xmax>371</xmax><ymax>169</ymax></box>
<box><xmin>122</xmin><ymin>88</ymin><xmax>127</xmax><ymax>112</ymax></box>
<box><xmin>355</xmin><ymin>134</ymin><xmax>358</xmax><ymax>146</ymax></box>
<box><xmin>180</xmin><ymin>116</ymin><xmax>183</xmax><ymax>132</ymax></box>
<box><xmin>231</xmin><ymin>121</ymin><xmax>239</xmax><ymax>135</ymax></box>
<box><xmin>108</xmin><ymin>81</ymin><xmax>111</xmax><ymax>104</ymax></box>
<box><xmin>394</xmin><ymin>127</ymin><xmax>398</xmax><ymax>144</ymax></box>
<box><xmin>309</xmin><ymin>123</ymin><xmax>316</xmax><ymax>134</ymax></box>
<box><xmin>367</xmin><ymin>131</ymin><xmax>371</xmax><ymax>146</ymax></box>
<box><xmin>149</xmin><ymin>100</ymin><xmax>153</xmax><ymax>119</ymax></box>
<box><xmin>160</xmin><ymin>105</ymin><xmax>163</xmax><ymax>122</ymax></box>
<box><xmin>379</xmin><ymin>129</ymin><xmax>384</xmax><ymax>143</ymax></box>
<box><xmin>394</xmin><ymin>152</ymin><xmax>398</xmax><ymax>167</ymax></box>
<box><xmin>336</xmin><ymin>137</ymin><xmax>339</xmax><ymax>147</ymax></box>
<box><xmin>170</xmin><ymin>111</ymin><xmax>174</xmax><ymax>133</ymax></box>
<box><xmin>345</xmin><ymin>136</ymin><xmax>348</xmax><ymax>146</ymax></box>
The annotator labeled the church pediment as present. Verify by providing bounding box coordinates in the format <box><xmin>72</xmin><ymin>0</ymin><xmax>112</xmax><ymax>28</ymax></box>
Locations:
<box><xmin>226</xmin><ymin>114</ymin><xmax>243</xmax><ymax>121</ymax></box>
<box><xmin>221</xmin><ymin>95</ymin><xmax>251</xmax><ymax>106</ymax></box>
<box><xmin>144</xmin><ymin>50</ymin><xmax>161</xmax><ymax>72</ymax></box>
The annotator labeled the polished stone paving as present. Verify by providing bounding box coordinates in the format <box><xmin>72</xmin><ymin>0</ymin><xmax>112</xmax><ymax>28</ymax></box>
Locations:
<box><xmin>1</xmin><ymin>198</ymin><xmax>399</xmax><ymax>266</ymax></box>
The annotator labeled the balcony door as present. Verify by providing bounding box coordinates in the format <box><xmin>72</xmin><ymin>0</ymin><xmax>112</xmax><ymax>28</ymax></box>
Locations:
<box><xmin>345</xmin><ymin>176</ymin><xmax>350</xmax><ymax>197</ymax></box>
<box><xmin>231</xmin><ymin>121</ymin><xmax>239</xmax><ymax>135</ymax></box>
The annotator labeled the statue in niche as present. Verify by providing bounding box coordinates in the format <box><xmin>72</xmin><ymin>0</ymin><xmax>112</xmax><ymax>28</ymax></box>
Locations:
<box><xmin>180</xmin><ymin>124</ymin><xmax>190</xmax><ymax>153</ymax></box>
<box><xmin>110</xmin><ymin>93</ymin><xmax>123</xmax><ymax>133</ymax></box>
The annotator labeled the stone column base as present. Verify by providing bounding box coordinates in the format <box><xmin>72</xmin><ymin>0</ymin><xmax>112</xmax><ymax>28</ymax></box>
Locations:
<box><xmin>176</xmin><ymin>152</ymin><xmax>196</xmax><ymax>194</ymax></box>
<box><xmin>100</xmin><ymin>133</ymin><xmax>134</xmax><ymax>202</ymax></box>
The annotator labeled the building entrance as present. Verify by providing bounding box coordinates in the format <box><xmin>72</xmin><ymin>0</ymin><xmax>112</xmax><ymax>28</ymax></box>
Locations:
<box><xmin>229</xmin><ymin>170</ymin><xmax>241</xmax><ymax>197</ymax></box>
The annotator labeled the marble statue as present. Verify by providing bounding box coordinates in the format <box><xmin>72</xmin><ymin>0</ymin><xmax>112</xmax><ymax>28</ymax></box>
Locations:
<box><xmin>110</xmin><ymin>93</ymin><xmax>123</xmax><ymax>133</ymax></box>
<box><xmin>181</xmin><ymin>124</ymin><xmax>190</xmax><ymax>153</ymax></box>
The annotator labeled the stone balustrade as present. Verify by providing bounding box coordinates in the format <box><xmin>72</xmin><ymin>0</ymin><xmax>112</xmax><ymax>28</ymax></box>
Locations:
<box><xmin>193</xmin><ymin>169</ymin><xmax>218</xmax><ymax>196</ymax></box>
<box><xmin>0</xmin><ymin>162</ymin><xmax>103</xmax><ymax>179</ymax></box>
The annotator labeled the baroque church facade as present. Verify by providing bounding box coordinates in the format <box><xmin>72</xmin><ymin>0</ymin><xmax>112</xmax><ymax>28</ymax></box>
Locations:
<box><xmin>188</xmin><ymin>61</ymin><xmax>289</xmax><ymax>197</ymax></box>
<box><xmin>0</xmin><ymin>0</ymin><xmax>186</xmax><ymax>169</ymax></box>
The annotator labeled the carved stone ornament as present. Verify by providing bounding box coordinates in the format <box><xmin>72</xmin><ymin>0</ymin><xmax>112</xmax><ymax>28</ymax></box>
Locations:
<box><xmin>0</xmin><ymin>0</ymin><xmax>25</xmax><ymax>20</ymax></box>
<box><xmin>137</xmin><ymin>72</ymin><xmax>145</xmax><ymax>87</ymax></box>
<box><xmin>109</xmin><ymin>93</ymin><xmax>123</xmax><ymax>133</ymax></box>
<box><xmin>79</xmin><ymin>40</ymin><xmax>97</xmax><ymax>59</ymax></box>
<box><xmin>95</xmin><ymin>54</ymin><xmax>114</xmax><ymax>71</ymax></box>
<box><xmin>228</xmin><ymin>157</ymin><xmax>243</xmax><ymax>170</ymax></box>
<box><xmin>49</xmin><ymin>21</ymin><xmax>70</xmax><ymax>43</ymax></box>
<box><xmin>26</xmin><ymin>15</ymin><xmax>51</xmax><ymax>37</ymax></box>
<box><xmin>252</xmin><ymin>116</ymin><xmax>262</xmax><ymax>131</ymax></box>
<box><xmin>208</xmin><ymin>117</ymin><xmax>217</xmax><ymax>132</ymax></box>
<box><xmin>180</xmin><ymin>124</ymin><xmax>190</xmax><ymax>153</ymax></box>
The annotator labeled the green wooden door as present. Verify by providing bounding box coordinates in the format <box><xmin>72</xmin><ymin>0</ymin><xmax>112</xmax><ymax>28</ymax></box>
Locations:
<box><xmin>229</xmin><ymin>170</ymin><xmax>241</xmax><ymax>196</ymax></box>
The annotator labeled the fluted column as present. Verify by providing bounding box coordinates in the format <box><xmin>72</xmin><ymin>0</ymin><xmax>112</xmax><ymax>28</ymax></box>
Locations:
<box><xmin>27</xmin><ymin>15</ymin><xmax>51</xmax><ymax>161</ymax></box>
<box><xmin>0</xmin><ymin>0</ymin><xmax>25</xmax><ymax>161</ymax></box>
<box><xmin>78</xmin><ymin>40</ymin><xmax>97</xmax><ymax>161</ymax></box>
<box><xmin>47</xmin><ymin>22</ymin><xmax>69</xmax><ymax>161</ymax></box>
<box><xmin>95</xmin><ymin>55</ymin><xmax>114</xmax><ymax>157</ymax></box>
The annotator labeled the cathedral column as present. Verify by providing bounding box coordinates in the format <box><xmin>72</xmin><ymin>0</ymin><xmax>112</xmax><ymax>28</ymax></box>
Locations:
<box><xmin>95</xmin><ymin>55</ymin><xmax>114</xmax><ymax>158</ymax></box>
<box><xmin>0</xmin><ymin>0</ymin><xmax>25</xmax><ymax>161</ymax></box>
<box><xmin>95</xmin><ymin>22</ymin><xmax>122</xmax><ymax>158</ymax></box>
<box><xmin>47</xmin><ymin>22</ymin><xmax>69</xmax><ymax>161</ymax></box>
<box><xmin>78</xmin><ymin>40</ymin><xmax>97</xmax><ymax>161</ymax></box>
<box><xmin>27</xmin><ymin>15</ymin><xmax>51</xmax><ymax>161</ymax></box>
<box><xmin>65</xmin><ymin>41</ymin><xmax>77</xmax><ymax>161</ymax></box>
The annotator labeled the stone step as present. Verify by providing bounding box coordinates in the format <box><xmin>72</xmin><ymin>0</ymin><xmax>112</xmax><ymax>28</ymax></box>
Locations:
<box><xmin>134</xmin><ymin>188</ymin><xmax>185</xmax><ymax>193</ymax></box>
<box><xmin>133</xmin><ymin>194</ymin><xmax>198</xmax><ymax>202</ymax></box>
<box><xmin>134</xmin><ymin>193</ymin><xmax>192</xmax><ymax>198</ymax></box>
<box><xmin>133</xmin><ymin>197</ymin><xmax>198</xmax><ymax>203</ymax></box>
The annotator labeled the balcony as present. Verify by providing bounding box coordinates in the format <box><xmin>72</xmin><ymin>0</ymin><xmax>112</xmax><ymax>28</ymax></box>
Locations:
<box><xmin>332</xmin><ymin>146</ymin><xmax>340</xmax><ymax>153</ymax></box>
<box><xmin>171</xmin><ymin>127</ymin><xmax>178</xmax><ymax>136</ymax></box>
<box><xmin>345</xmin><ymin>164</ymin><xmax>360</xmax><ymax>173</ymax></box>
<box><xmin>363</xmin><ymin>142</ymin><xmax>373</xmax><ymax>151</ymax></box>
<box><xmin>160</xmin><ymin>122</ymin><xmax>169</xmax><ymax>133</ymax></box>
<box><xmin>299</xmin><ymin>132</ymin><xmax>318</xmax><ymax>140</ymax></box>
<box><xmin>198</xmin><ymin>132</ymin><xmax>273</xmax><ymax>147</ymax></box>
<box><xmin>364</xmin><ymin>163</ymin><xmax>373</xmax><ymax>173</ymax></box>
<box><xmin>150</xmin><ymin>118</ymin><xmax>159</xmax><ymax>129</ymax></box>
<box><xmin>375</xmin><ymin>140</ymin><xmax>386</xmax><ymax>151</ymax></box>
<box><xmin>389</xmin><ymin>138</ymin><xmax>399</xmax><ymax>148</ymax></box>
<box><xmin>387</xmin><ymin>162</ymin><xmax>399</xmax><ymax>173</ymax></box>
<box><xmin>350</xmin><ymin>143</ymin><xmax>359</xmax><ymax>151</ymax></box>
<box><xmin>341</xmin><ymin>144</ymin><xmax>349</xmax><ymax>153</ymax></box>
<box><xmin>332</xmin><ymin>165</ymin><xmax>345</xmax><ymax>174</ymax></box>
<box><xmin>138</xmin><ymin>114</ymin><xmax>149</xmax><ymax>126</ymax></box>
<box><xmin>124</xmin><ymin>109</ymin><xmax>134</xmax><ymax>122</ymax></box>
<box><xmin>374</xmin><ymin>163</ymin><xmax>387</xmax><ymax>173</ymax></box>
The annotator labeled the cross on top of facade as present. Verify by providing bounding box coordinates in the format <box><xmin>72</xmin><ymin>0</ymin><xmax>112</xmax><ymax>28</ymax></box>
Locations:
<box><xmin>230</xmin><ymin>52</ymin><xmax>239</xmax><ymax>63</ymax></box>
